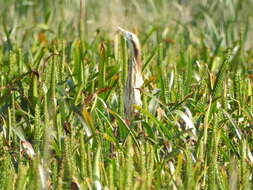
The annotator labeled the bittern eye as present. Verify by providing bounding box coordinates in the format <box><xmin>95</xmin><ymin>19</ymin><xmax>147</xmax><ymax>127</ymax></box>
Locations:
<box><xmin>126</xmin><ymin>33</ymin><xmax>133</xmax><ymax>39</ymax></box>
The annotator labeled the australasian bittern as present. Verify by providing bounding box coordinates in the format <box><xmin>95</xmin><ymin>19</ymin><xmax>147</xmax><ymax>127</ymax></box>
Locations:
<box><xmin>117</xmin><ymin>27</ymin><xmax>144</xmax><ymax>120</ymax></box>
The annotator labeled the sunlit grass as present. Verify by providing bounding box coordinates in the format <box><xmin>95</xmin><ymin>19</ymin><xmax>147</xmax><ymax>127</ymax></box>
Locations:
<box><xmin>0</xmin><ymin>0</ymin><xmax>253</xmax><ymax>189</ymax></box>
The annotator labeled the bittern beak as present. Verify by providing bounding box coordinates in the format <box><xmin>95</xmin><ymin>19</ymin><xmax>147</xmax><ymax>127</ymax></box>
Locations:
<box><xmin>117</xmin><ymin>26</ymin><xmax>132</xmax><ymax>40</ymax></box>
<box><xmin>117</xmin><ymin>26</ymin><xmax>127</xmax><ymax>34</ymax></box>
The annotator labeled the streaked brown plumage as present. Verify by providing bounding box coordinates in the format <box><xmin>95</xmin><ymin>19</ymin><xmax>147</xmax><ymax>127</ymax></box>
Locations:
<box><xmin>117</xmin><ymin>27</ymin><xmax>143</xmax><ymax>120</ymax></box>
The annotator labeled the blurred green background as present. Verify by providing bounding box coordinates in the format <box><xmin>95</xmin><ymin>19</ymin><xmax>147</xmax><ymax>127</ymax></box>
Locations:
<box><xmin>1</xmin><ymin>0</ymin><xmax>252</xmax><ymax>48</ymax></box>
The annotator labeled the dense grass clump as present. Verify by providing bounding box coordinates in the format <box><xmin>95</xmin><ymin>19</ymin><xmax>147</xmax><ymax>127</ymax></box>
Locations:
<box><xmin>0</xmin><ymin>0</ymin><xmax>253</xmax><ymax>189</ymax></box>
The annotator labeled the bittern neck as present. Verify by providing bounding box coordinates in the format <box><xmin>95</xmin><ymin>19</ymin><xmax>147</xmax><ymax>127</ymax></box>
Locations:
<box><xmin>130</xmin><ymin>39</ymin><xmax>141</xmax><ymax>72</ymax></box>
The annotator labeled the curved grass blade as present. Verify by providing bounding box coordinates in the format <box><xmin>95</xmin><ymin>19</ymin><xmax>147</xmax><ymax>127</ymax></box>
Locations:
<box><xmin>107</xmin><ymin>108</ymin><xmax>140</xmax><ymax>151</ymax></box>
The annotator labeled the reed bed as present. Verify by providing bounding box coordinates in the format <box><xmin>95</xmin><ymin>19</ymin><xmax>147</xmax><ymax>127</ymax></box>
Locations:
<box><xmin>0</xmin><ymin>0</ymin><xmax>253</xmax><ymax>189</ymax></box>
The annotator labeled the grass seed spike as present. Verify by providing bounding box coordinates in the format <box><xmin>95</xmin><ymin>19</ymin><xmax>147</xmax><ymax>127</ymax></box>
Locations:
<box><xmin>118</xmin><ymin>27</ymin><xmax>144</xmax><ymax>121</ymax></box>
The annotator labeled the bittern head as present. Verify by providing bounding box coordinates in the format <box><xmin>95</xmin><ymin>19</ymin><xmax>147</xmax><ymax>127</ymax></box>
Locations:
<box><xmin>117</xmin><ymin>27</ymin><xmax>141</xmax><ymax>60</ymax></box>
<box><xmin>117</xmin><ymin>27</ymin><xmax>134</xmax><ymax>39</ymax></box>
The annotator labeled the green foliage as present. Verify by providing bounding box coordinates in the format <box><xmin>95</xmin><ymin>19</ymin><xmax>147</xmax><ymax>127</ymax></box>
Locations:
<box><xmin>0</xmin><ymin>0</ymin><xmax>253</xmax><ymax>189</ymax></box>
